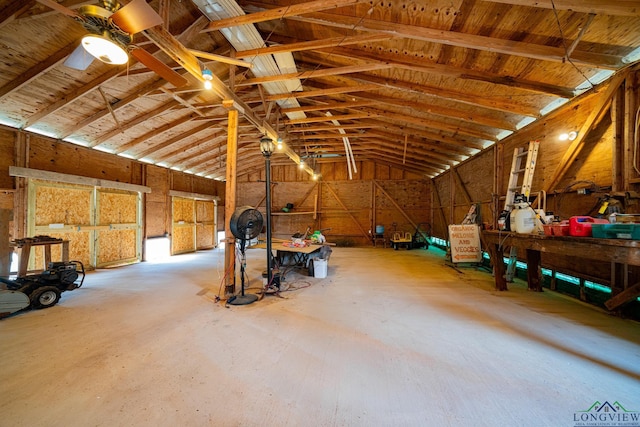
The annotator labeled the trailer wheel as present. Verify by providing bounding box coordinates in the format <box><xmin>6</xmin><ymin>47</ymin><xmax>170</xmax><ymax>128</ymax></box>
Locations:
<box><xmin>30</xmin><ymin>287</ymin><xmax>61</xmax><ymax>309</ymax></box>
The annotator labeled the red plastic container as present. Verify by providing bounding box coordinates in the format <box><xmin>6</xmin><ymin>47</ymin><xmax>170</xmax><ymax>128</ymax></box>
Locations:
<box><xmin>551</xmin><ymin>221</ymin><xmax>570</xmax><ymax>236</ymax></box>
<box><xmin>569</xmin><ymin>216</ymin><xmax>609</xmax><ymax>237</ymax></box>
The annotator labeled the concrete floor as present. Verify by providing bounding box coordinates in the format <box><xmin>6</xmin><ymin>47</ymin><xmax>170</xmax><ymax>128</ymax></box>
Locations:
<box><xmin>1</xmin><ymin>246</ymin><xmax>639</xmax><ymax>426</ymax></box>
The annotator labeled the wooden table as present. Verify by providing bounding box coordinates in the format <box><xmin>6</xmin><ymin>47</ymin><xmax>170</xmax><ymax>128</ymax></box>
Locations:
<box><xmin>10</xmin><ymin>238</ymin><xmax>70</xmax><ymax>277</ymax></box>
<box><xmin>482</xmin><ymin>231</ymin><xmax>640</xmax><ymax>310</ymax></box>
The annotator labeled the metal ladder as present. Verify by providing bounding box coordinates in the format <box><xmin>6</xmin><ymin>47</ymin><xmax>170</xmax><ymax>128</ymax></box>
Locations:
<box><xmin>505</xmin><ymin>141</ymin><xmax>539</xmax><ymax>281</ymax></box>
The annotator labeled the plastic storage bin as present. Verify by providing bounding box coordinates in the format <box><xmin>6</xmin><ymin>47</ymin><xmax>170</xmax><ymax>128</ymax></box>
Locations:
<box><xmin>591</xmin><ymin>223</ymin><xmax>640</xmax><ymax>240</ymax></box>
<box><xmin>313</xmin><ymin>258</ymin><xmax>328</xmax><ymax>278</ymax></box>
<box><xmin>551</xmin><ymin>221</ymin><xmax>570</xmax><ymax>236</ymax></box>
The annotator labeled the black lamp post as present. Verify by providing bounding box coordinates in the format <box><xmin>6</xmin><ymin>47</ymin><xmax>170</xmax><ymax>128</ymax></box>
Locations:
<box><xmin>260</xmin><ymin>137</ymin><xmax>275</xmax><ymax>290</ymax></box>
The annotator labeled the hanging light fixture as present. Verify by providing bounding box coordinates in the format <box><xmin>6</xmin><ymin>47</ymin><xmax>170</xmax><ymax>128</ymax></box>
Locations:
<box><xmin>202</xmin><ymin>68</ymin><xmax>213</xmax><ymax>90</ymax></box>
<box><xmin>299</xmin><ymin>159</ymin><xmax>305</xmax><ymax>169</ymax></box>
<box><xmin>276</xmin><ymin>138</ymin><xmax>283</xmax><ymax>150</ymax></box>
<box><xmin>81</xmin><ymin>33</ymin><xmax>128</xmax><ymax>65</ymax></box>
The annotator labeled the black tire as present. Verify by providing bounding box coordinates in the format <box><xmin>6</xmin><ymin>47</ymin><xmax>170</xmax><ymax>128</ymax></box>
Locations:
<box><xmin>30</xmin><ymin>286</ymin><xmax>61</xmax><ymax>309</ymax></box>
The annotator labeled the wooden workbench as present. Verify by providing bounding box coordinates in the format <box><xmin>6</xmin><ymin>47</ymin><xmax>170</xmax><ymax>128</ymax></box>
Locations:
<box><xmin>10</xmin><ymin>237</ymin><xmax>70</xmax><ymax>277</ymax></box>
<box><xmin>482</xmin><ymin>230</ymin><xmax>640</xmax><ymax>310</ymax></box>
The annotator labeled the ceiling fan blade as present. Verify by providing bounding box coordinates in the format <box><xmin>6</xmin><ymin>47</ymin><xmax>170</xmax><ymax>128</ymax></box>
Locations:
<box><xmin>64</xmin><ymin>44</ymin><xmax>94</xmax><ymax>70</ymax></box>
<box><xmin>130</xmin><ymin>48</ymin><xmax>188</xmax><ymax>88</ymax></box>
<box><xmin>35</xmin><ymin>0</ymin><xmax>81</xmax><ymax>18</ymax></box>
<box><xmin>111</xmin><ymin>0</ymin><xmax>163</xmax><ymax>34</ymax></box>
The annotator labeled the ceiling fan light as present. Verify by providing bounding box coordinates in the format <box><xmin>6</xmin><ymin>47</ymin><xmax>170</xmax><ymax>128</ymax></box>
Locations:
<box><xmin>81</xmin><ymin>34</ymin><xmax>128</xmax><ymax>65</ymax></box>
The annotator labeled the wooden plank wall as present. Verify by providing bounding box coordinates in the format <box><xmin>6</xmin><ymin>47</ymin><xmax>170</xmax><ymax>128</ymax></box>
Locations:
<box><xmin>238</xmin><ymin>163</ymin><xmax>431</xmax><ymax>246</ymax></box>
<box><xmin>431</xmin><ymin>71</ymin><xmax>640</xmax><ymax>285</ymax></box>
<box><xmin>0</xmin><ymin>127</ymin><xmax>224</xmax><ymax>270</ymax></box>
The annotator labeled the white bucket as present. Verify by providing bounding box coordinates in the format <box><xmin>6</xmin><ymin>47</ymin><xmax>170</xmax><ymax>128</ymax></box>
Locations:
<box><xmin>313</xmin><ymin>258</ymin><xmax>328</xmax><ymax>278</ymax></box>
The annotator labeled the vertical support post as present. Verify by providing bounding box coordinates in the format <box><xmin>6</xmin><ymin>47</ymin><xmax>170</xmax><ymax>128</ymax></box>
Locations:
<box><xmin>624</xmin><ymin>72</ymin><xmax>638</xmax><ymax>187</ymax></box>
<box><xmin>487</xmin><ymin>242</ymin><xmax>507</xmax><ymax>291</ymax></box>
<box><xmin>259</xmin><ymin>137</ymin><xmax>276</xmax><ymax>289</ymax></box>
<box><xmin>0</xmin><ymin>209</ymin><xmax>11</xmax><ymax>277</ymax></box>
<box><xmin>525</xmin><ymin>248</ymin><xmax>542</xmax><ymax>292</ymax></box>
<box><xmin>494</xmin><ymin>144</ymin><xmax>503</xmax><ymax>230</ymax></box>
<box><xmin>612</xmin><ymin>83</ymin><xmax>625</xmax><ymax>192</ymax></box>
<box><xmin>449</xmin><ymin>168</ymin><xmax>455</xmax><ymax>225</ymax></box>
<box><xmin>265</xmin><ymin>154</ymin><xmax>273</xmax><ymax>287</ymax></box>
<box><xmin>224</xmin><ymin>108</ymin><xmax>238</xmax><ymax>296</ymax></box>
<box><xmin>579</xmin><ymin>277</ymin><xmax>586</xmax><ymax>301</ymax></box>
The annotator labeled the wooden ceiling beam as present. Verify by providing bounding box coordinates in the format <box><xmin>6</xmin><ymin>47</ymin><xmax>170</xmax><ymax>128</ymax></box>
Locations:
<box><xmin>245</xmin><ymin>83</ymin><xmax>381</xmax><ymax>102</ymax></box>
<box><xmin>59</xmin><ymin>78</ymin><xmax>170</xmax><ymax>139</ymax></box>
<box><xmin>234</xmin><ymin>63</ymin><xmax>392</xmax><ymax>87</ymax></box>
<box><xmin>291</xmin><ymin>134</ymin><xmax>463</xmax><ymax>164</ymax></box>
<box><xmin>346</xmin><ymin>73</ymin><xmax>541</xmax><ymax>117</ymax></box>
<box><xmin>261</xmin><ymin>33</ymin><xmax>576</xmax><ymax>98</ymax></box>
<box><xmin>143</xmin><ymin>25</ymin><xmax>315</xmax><ymax>177</ymax></box>
<box><xmin>294</xmin><ymin>133</ymin><xmax>378</xmax><ymax>140</ymax></box>
<box><xmin>23</xmin><ymin>65</ymin><xmax>128</xmax><ymax>129</ymax></box>
<box><xmin>0</xmin><ymin>0</ymin><xmax>36</xmax><ymax>28</ymax></box>
<box><xmin>235</xmin><ymin>34</ymin><xmax>391</xmax><ymax>59</ymax></box>
<box><xmin>363</xmin><ymin>131</ymin><xmax>468</xmax><ymax>162</ymax></box>
<box><xmin>306</xmin><ymin>87</ymin><xmax>518</xmax><ymax>131</ymax></box>
<box><xmin>161</xmin><ymin>134</ymin><xmax>229</xmax><ymax>166</ymax></box>
<box><xmin>202</xmin><ymin>0</ymin><xmax>368</xmax><ymax>32</ymax></box>
<box><xmin>88</xmin><ymin>100</ymin><xmax>181</xmax><ymax>148</ymax></box>
<box><xmin>49</xmin><ymin>18</ymin><xmax>208</xmax><ymax>139</ymax></box>
<box><xmin>353</xmin><ymin>149</ymin><xmax>445</xmax><ymax>174</ymax></box>
<box><xmin>0</xmin><ymin>42</ymin><xmax>77</xmax><ymax>102</ymax></box>
<box><xmin>339</xmin><ymin>106</ymin><xmax>496</xmax><ymax>142</ymax></box>
<box><xmin>112</xmin><ymin>113</ymin><xmax>201</xmax><ymax>154</ymax></box>
<box><xmin>297</xmin><ymin>134</ymin><xmax>462</xmax><ymax>163</ymax></box>
<box><xmin>278</xmin><ymin>9</ymin><xmax>624</xmax><ymax>69</ymax></box>
<box><xmin>289</xmin><ymin>113</ymin><xmax>482</xmax><ymax>154</ymax></box>
<box><xmin>134</xmin><ymin>120</ymin><xmax>216</xmax><ymax>160</ymax></box>
<box><xmin>286</xmin><ymin>123</ymin><xmax>381</xmax><ymax>132</ymax></box>
<box><xmin>280</xmin><ymin>100</ymin><xmax>376</xmax><ymax>114</ymax></box>
<box><xmin>300</xmin><ymin>46</ymin><xmax>576</xmax><ymax>98</ymax></box>
<box><xmin>17</xmin><ymin>0</ymin><xmax>91</xmax><ymax>19</ymax></box>
<box><xmin>190</xmin><ymin>143</ymin><xmax>264</xmax><ymax>174</ymax></box>
<box><xmin>355</xmin><ymin>119</ymin><xmax>483</xmax><ymax>153</ymax></box>
<box><xmin>479</xmin><ymin>0</ymin><xmax>640</xmax><ymax>17</ymax></box>
<box><xmin>285</xmin><ymin>112</ymin><xmax>379</xmax><ymax>125</ymax></box>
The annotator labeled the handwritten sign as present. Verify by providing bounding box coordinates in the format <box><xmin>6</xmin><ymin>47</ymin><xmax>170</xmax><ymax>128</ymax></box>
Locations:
<box><xmin>448</xmin><ymin>224</ymin><xmax>482</xmax><ymax>263</ymax></box>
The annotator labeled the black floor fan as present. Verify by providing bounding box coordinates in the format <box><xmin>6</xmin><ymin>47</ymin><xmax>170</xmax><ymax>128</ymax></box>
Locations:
<box><xmin>228</xmin><ymin>206</ymin><xmax>264</xmax><ymax>305</ymax></box>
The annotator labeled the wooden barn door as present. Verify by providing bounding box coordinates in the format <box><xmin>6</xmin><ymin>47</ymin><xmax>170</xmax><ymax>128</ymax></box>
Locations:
<box><xmin>29</xmin><ymin>180</ymin><xmax>94</xmax><ymax>269</ymax></box>
<box><xmin>28</xmin><ymin>179</ymin><xmax>142</xmax><ymax>269</ymax></box>
<box><xmin>195</xmin><ymin>199</ymin><xmax>216</xmax><ymax>250</ymax></box>
<box><xmin>171</xmin><ymin>197</ymin><xmax>217</xmax><ymax>254</ymax></box>
<box><xmin>95</xmin><ymin>189</ymin><xmax>141</xmax><ymax>267</ymax></box>
<box><xmin>171</xmin><ymin>197</ymin><xmax>196</xmax><ymax>255</ymax></box>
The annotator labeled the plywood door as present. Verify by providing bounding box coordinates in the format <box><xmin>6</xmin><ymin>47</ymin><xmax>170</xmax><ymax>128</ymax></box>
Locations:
<box><xmin>95</xmin><ymin>189</ymin><xmax>141</xmax><ymax>267</ymax></box>
<box><xmin>29</xmin><ymin>180</ymin><xmax>94</xmax><ymax>269</ymax></box>
<box><xmin>29</xmin><ymin>180</ymin><xmax>142</xmax><ymax>270</ymax></box>
<box><xmin>195</xmin><ymin>200</ymin><xmax>216</xmax><ymax>250</ymax></box>
<box><xmin>171</xmin><ymin>197</ymin><xmax>196</xmax><ymax>255</ymax></box>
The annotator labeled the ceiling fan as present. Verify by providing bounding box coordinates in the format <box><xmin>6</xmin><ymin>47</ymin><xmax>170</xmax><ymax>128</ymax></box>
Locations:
<box><xmin>35</xmin><ymin>0</ymin><xmax>188</xmax><ymax>87</ymax></box>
